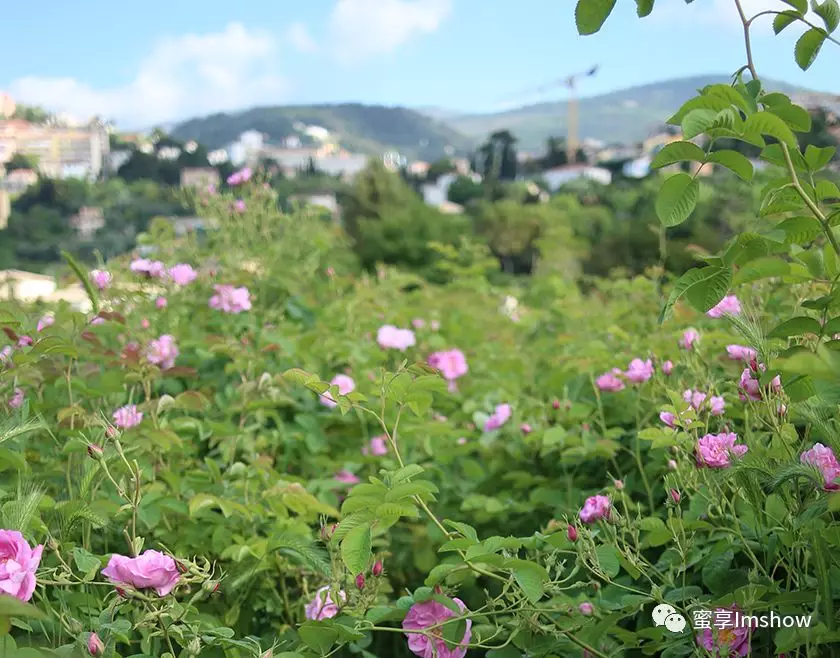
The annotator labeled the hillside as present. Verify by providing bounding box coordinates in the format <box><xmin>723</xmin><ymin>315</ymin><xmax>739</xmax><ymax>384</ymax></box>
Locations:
<box><xmin>436</xmin><ymin>75</ymin><xmax>826</xmax><ymax>151</ymax></box>
<box><xmin>170</xmin><ymin>104</ymin><xmax>474</xmax><ymax>160</ymax></box>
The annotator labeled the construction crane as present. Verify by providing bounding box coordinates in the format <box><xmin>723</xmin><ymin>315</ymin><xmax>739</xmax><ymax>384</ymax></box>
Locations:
<box><xmin>499</xmin><ymin>65</ymin><xmax>598</xmax><ymax>164</ymax></box>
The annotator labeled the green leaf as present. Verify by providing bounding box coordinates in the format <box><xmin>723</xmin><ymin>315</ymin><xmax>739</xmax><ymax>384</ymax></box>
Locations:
<box><xmin>340</xmin><ymin>523</ymin><xmax>371</xmax><ymax>575</ymax></box>
<box><xmin>656</xmin><ymin>173</ymin><xmax>699</xmax><ymax>227</ymax></box>
<box><xmin>71</xmin><ymin>547</ymin><xmax>102</xmax><ymax>578</ymax></box>
<box><xmin>767</xmin><ymin>316</ymin><xmax>822</xmax><ymax>338</ymax></box>
<box><xmin>795</xmin><ymin>28</ymin><xmax>826</xmax><ymax>70</ymax></box>
<box><xmin>767</xmin><ymin>102</ymin><xmax>812</xmax><ymax>132</ymax></box>
<box><xmin>778</xmin><ymin>216</ymin><xmax>823</xmax><ymax>244</ymax></box>
<box><xmin>506</xmin><ymin>559</ymin><xmax>549</xmax><ymax>603</ymax></box>
<box><xmin>659</xmin><ymin>266</ymin><xmax>731</xmax><ymax>323</ymax></box>
<box><xmin>681</xmin><ymin>109</ymin><xmax>717</xmax><ymax>139</ymax></box>
<box><xmin>575</xmin><ymin>0</ymin><xmax>617</xmax><ymax>35</ymax></box>
<box><xmin>815</xmin><ymin>0</ymin><xmax>840</xmax><ymax>31</ymax></box>
<box><xmin>0</xmin><ymin>597</ymin><xmax>47</xmax><ymax>619</ymax></box>
<box><xmin>774</xmin><ymin>10</ymin><xmax>800</xmax><ymax>33</ymax></box>
<box><xmin>443</xmin><ymin>520</ymin><xmax>479</xmax><ymax>542</ymax></box>
<box><xmin>744</xmin><ymin>111</ymin><xmax>798</xmax><ymax>147</ymax></box>
<box><xmin>732</xmin><ymin>256</ymin><xmax>790</xmax><ymax>285</ymax></box>
<box><xmin>595</xmin><ymin>545</ymin><xmax>621</xmax><ymax>578</ymax></box>
<box><xmin>668</xmin><ymin>95</ymin><xmax>733</xmax><ymax>125</ymax></box>
<box><xmin>635</xmin><ymin>0</ymin><xmax>655</xmax><ymax>17</ymax></box>
<box><xmin>708</xmin><ymin>150</ymin><xmax>754</xmax><ymax>181</ymax></box>
<box><xmin>805</xmin><ymin>144</ymin><xmax>837</xmax><ymax>171</ymax></box>
<box><xmin>298</xmin><ymin>622</ymin><xmax>339</xmax><ymax>653</ymax></box>
<box><xmin>650</xmin><ymin>141</ymin><xmax>706</xmax><ymax>168</ymax></box>
<box><xmin>781</xmin><ymin>0</ymin><xmax>807</xmax><ymax>11</ymax></box>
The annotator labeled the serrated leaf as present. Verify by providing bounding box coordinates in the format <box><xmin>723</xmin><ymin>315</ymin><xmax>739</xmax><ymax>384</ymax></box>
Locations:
<box><xmin>774</xmin><ymin>10</ymin><xmax>800</xmax><ymax>33</ymax></box>
<box><xmin>778</xmin><ymin>216</ymin><xmax>823</xmax><ymax>244</ymax></box>
<box><xmin>668</xmin><ymin>95</ymin><xmax>733</xmax><ymax>125</ymax></box>
<box><xmin>768</xmin><ymin>316</ymin><xmax>822</xmax><ymax>338</ymax></box>
<box><xmin>795</xmin><ymin>28</ymin><xmax>826</xmax><ymax>70</ymax></box>
<box><xmin>340</xmin><ymin>523</ymin><xmax>371</xmax><ymax>575</ymax></box>
<box><xmin>635</xmin><ymin>0</ymin><xmax>654</xmax><ymax>16</ymax></box>
<box><xmin>659</xmin><ymin>266</ymin><xmax>731</xmax><ymax>323</ymax></box>
<box><xmin>744</xmin><ymin>111</ymin><xmax>798</xmax><ymax>147</ymax></box>
<box><xmin>708</xmin><ymin>150</ymin><xmax>753</xmax><ymax>181</ymax></box>
<box><xmin>767</xmin><ymin>102</ymin><xmax>812</xmax><ymax>132</ymax></box>
<box><xmin>650</xmin><ymin>141</ymin><xmax>706</xmax><ymax>168</ymax></box>
<box><xmin>595</xmin><ymin>545</ymin><xmax>621</xmax><ymax>578</ymax></box>
<box><xmin>506</xmin><ymin>559</ymin><xmax>549</xmax><ymax>603</ymax></box>
<box><xmin>681</xmin><ymin>109</ymin><xmax>717</xmax><ymax>139</ymax></box>
<box><xmin>656</xmin><ymin>173</ymin><xmax>699</xmax><ymax>227</ymax></box>
<box><xmin>781</xmin><ymin>0</ymin><xmax>807</xmax><ymax>11</ymax></box>
<box><xmin>805</xmin><ymin>145</ymin><xmax>837</xmax><ymax>170</ymax></box>
<box><xmin>575</xmin><ymin>0</ymin><xmax>617</xmax><ymax>34</ymax></box>
<box><xmin>815</xmin><ymin>0</ymin><xmax>840</xmax><ymax>31</ymax></box>
<box><xmin>733</xmin><ymin>256</ymin><xmax>790</xmax><ymax>285</ymax></box>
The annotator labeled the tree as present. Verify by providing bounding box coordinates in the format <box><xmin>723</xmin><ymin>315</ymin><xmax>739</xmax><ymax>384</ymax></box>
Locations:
<box><xmin>447</xmin><ymin>176</ymin><xmax>484</xmax><ymax>206</ymax></box>
<box><xmin>426</xmin><ymin>158</ymin><xmax>456</xmax><ymax>182</ymax></box>
<box><xmin>12</xmin><ymin>104</ymin><xmax>50</xmax><ymax>123</ymax></box>
<box><xmin>4</xmin><ymin>152</ymin><xmax>39</xmax><ymax>172</ymax></box>
<box><xmin>475</xmin><ymin>131</ymin><xmax>519</xmax><ymax>187</ymax></box>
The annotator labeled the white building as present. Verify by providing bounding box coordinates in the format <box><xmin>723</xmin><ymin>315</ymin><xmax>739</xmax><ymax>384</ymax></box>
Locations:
<box><xmin>540</xmin><ymin>165</ymin><xmax>612</xmax><ymax>191</ymax></box>
<box><xmin>0</xmin><ymin>270</ymin><xmax>57</xmax><ymax>301</ymax></box>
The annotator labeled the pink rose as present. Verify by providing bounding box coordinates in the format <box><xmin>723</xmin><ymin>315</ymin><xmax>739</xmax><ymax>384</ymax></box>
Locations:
<box><xmin>579</xmin><ymin>601</ymin><xmax>594</xmax><ymax>616</ymax></box>
<box><xmin>146</xmin><ymin>334</ymin><xmax>178</xmax><ymax>370</ymax></box>
<box><xmin>403</xmin><ymin>597</ymin><xmax>472</xmax><ymax>658</ymax></box>
<box><xmin>683</xmin><ymin>389</ymin><xmax>707</xmax><ymax>411</ymax></box>
<box><xmin>660</xmin><ymin>411</ymin><xmax>677</xmax><ymax>428</ymax></box>
<box><xmin>428</xmin><ymin>349</ymin><xmax>468</xmax><ymax>382</ymax></box>
<box><xmin>624</xmin><ymin>358</ymin><xmax>654</xmax><ymax>383</ymax></box>
<box><xmin>727</xmin><ymin>345</ymin><xmax>757</xmax><ymax>362</ymax></box>
<box><xmin>168</xmin><ymin>264</ymin><xmax>197</xmax><ymax>286</ymax></box>
<box><xmin>320</xmin><ymin>374</ymin><xmax>355</xmax><ymax>409</ymax></box>
<box><xmin>334</xmin><ymin>469</ymin><xmax>360</xmax><ymax>485</ymax></box>
<box><xmin>227</xmin><ymin>167</ymin><xmax>252</xmax><ymax>186</ymax></box>
<box><xmin>156</xmin><ymin>296</ymin><xmax>168</xmax><ymax>309</ymax></box>
<box><xmin>696</xmin><ymin>607</ymin><xmax>750</xmax><ymax>656</ymax></box>
<box><xmin>679</xmin><ymin>329</ymin><xmax>700</xmax><ymax>350</ymax></box>
<box><xmin>376</xmin><ymin>325</ymin><xmax>416</xmax><ymax>351</ymax></box>
<box><xmin>112</xmin><ymin>404</ymin><xmax>143</xmax><ymax>429</ymax></box>
<box><xmin>130</xmin><ymin>259</ymin><xmax>166</xmax><ymax>278</ymax></box>
<box><xmin>305</xmin><ymin>585</ymin><xmax>346</xmax><ymax>620</ymax></box>
<box><xmin>696</xmin><ymin>432</ymin><xmax>748</xmax><ymax>468</ymax></box>
<box><xmin>661</xmin><ymin>360</ymin><xmax>674</xmax><ymax>375</ymax></box>
<box><xmin>89</xmin><ymin>270</ymin><xmax>112</xmax><ymax>290</ymax></box>
<box><xmin>362</xmin><ymin>435</ymin><xmax>388</xmax><ymax>456</ymax></box>
<box><xmin>209</xmin><ymin>284</ymin><xmax>252</xmax><ymax>314</ymax></box>
<box><xmin>233</xmin><ymin>199</ymin><xmax>246</xmax><ymax>213</ymax></box>
<box><xmin>0</xmin><ymin>529</ymin><xmax>43</xmax><ymax>601</ymax></box>
<box><xmin>707</xmin><ymin>294</ymin><xmax>741</xmax><ymax>318</ymax></box>
<box><xmin>484</xmin><ymin>403</ymin><xmax>511</xmax><ymax>431</ymax></box>
<box><xmin>102</xmin><ymin>550</ymin><xmax>180</xmax><ymax>596</ymax></box>
<box><xmin>709</xmin><ymin>395</ymin><xmax>725</xmax><ymax>416</ymax></box>
<box><xmin>8</xmin><ymin>388</ymin><xmax>24</xmax><ymax>409</ymax></box>
<box><xmin>801</xmin><ymin>443</ymin><xmax>840</xmax><ymax>490</ymax></box>
<box><xmin>579</xmin><ymin>495</ymin><xmax>611</xmax><ymax>524</ymax></box>
<box><xmin>37</xmin><ymin>314</ymin><xmax>54</xmax><ymax>332</ymax></box>
<box><xmin>596</xmin><ymin>368</ymin><xmax>625</xmax><ymax>392</ymax></box>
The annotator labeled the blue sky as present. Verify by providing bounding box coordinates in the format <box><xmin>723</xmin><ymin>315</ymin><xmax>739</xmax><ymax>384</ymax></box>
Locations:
<box><xmin>0</xmin><ymin>0</ymin><xmax>836</xmax><ymax>129</ymax></box>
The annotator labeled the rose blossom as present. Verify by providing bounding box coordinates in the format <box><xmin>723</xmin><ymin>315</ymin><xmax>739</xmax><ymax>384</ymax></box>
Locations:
<box><xmin>800</xmin><ymin>443</ymin><xmax>840</xmax><ymax>490</ymax></box>
<box><xmin>707</xmin><ymin>294</ymin><xmax>742</xmax><ymax>318</ymax></box>
<box><xmin>362</xmin><ymin>435</ymin><xmax>388</xmax><ymax>456</ymax></box>
<box><xmin>579</xmin><ymin>495</ymin><xmax>611</xmax><ymax>524</ymax></box>
<box><xmin>624</xmin><ymin>358</ymin><xmax>654</xmax><ymax>383</ymax></box>
<box><xmin>112</xmin><ymin>404</ymin><xmax>143</xmax><ymax>429</ymax></box>
<box><xmin>89</xmin><ymin>270</ymin><xmax>112</xmax><ymax>290</ymax></box>
<box><xmin>17</xmin><ymin>335</ymin><xmax>32</xmax><ymax>347</ymax></box>
<box><xmin>305</xmin><ymin>585</ymin><xmax>346</xmax><ymax>620</ymax></box>
<box><xmin>87</xmin><ymin>632</ymin><xmax>104</xmax><ymax>656</ymax></box>
<box><xmin>227</xmin><ymin>167</ymin><xmax>252</xmax><ymax>186</ymax></box>
<box><xmin>168</xmin><ymin>264</ymin><xmax>198</xmax><ymax>286</ymax></box>
<box><xmin>101</xmin><ymin>550</ymin><xmax>180</xmax><ymax>596</ymax></box>
<box><xmin>334</xmin><ymin>470</ymin><xmax>360</xmax><ymax>485</ymax></box>
<box><xmin>596</xmin><ymin>368</ymin><xmax>625</xmax><ymax>392</ymax></box>
<box><xmin>662</xmin><ymin>360</ymin><xmax>674</xmax><ymax>375</ymax></box>
<box><xmin>709</xmin><ymin>395</ymin><xmax>725</xmax><ymax>416</ymax></box>
<box><xmin>428</xmin><ymin>349</ymin><xmax>468</xmax><ymax>383</ymax></box>
<box><xmin>320</xmin><ymin>374</ymin><xmax>355</xmax><ymax>409</ymax></box>
<box><xmin>660</xmin><ymin>411</ymin><xmax>677</xmax><ymax>428</ymax></box>
<box><xmin>412</xmin><ymin>318</ymin><xmax>426</xmax><ymax>328</ymax></box>
<box><xmin>679</xmin><ymin>329</ymin><xmax>700</xmax><ymax>350</ymax></box>
<box><xmin>696</xmin><ymin>432</ymin><xmax>748</xmax><ymax>469</ymax></box>
<box><xmin>156</xmin><ymin>296</ymin><xmax>168</xmax><ymax>309</ymax></box>
<box><xmin>130</xmin><ymin>259</ymin><xmax>166</xmax><ymax>278</ymax></box>
<box><xmin>376</xmin><ymin>325</ymin><xmax>416</xmax><ymax>351</ymax></box>
<box><xmin>727</xmin><ymin>345</ymin><xmax>757</xmax><ymax>362</ymax></box>
<box><xmin>0</xmin><ymin>529</ymin><xmax>43</xmax><ymax>601</ymax></box>
<box><xmin>233</xmin><ymin>199</ymin><xmax>246</xmax><ymax>212</ymax></box>
<box><xmin>579</xmin><ymin>602</ymin><xmax>594</xmax><ymax>616</ymax></box>
<box><xmin>738</xmin><ymin>364</ymin><xmax>781</xmax><ymax>402</ymax></box>
<box><xmin>8</xmin><ymin>388</ymin><xmax>24</xmax><ymax>409</ymax></box>
<box><xmin>146</xmin><ymin>334</ymin><xmax>178</xmax><ymax>370</ymax></box>
<box><xmin>696</xmin><ymin>607</ymin><xmax>750</xmax><ymax>656</ymax></box>
<box><xmin>403</xmin><ymin>597</ymin><xmax>472</xmax><ymax>658</ymax></box>
<box><xmin>683</xmin><ymin>389</ymin><xmax>707</xmax><ymax>411</ymax></box>
<box><xmin>520</xmin><ymin>422</ymin><xmax>533</xmax><ymax>434</ymax></box>
<box><xmin>37</xmin><ymin>314</ymin><xmax>54</xmax><ymax>332</ymax></box>
<box><xmin>209</xmin><ymin>285</ymin><xmax>252</xmax><ymax>313</ymax></box>
<box><xmin>484</xmin><ymin>403</ymin><xmax>511</xmax><ymax>431</ymax></box>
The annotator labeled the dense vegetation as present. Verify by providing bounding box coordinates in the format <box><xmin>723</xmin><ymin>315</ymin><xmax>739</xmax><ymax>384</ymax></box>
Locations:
<box><xmin>5</xmin><ymin>3</ymin><xmax>840</xmax><ymax>657</ymax></box>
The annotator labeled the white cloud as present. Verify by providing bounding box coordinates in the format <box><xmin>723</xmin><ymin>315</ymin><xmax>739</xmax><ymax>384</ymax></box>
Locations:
<box><xmin>328</xmin><ymin>0</ymin><xmax>452</xmax><ymax>63</ymax></box>
<box><xmin>286</xmin><ymin>22</ymin><xmax>319</xmax><ymax>53</ymax></box>
<box><xmin>8</xmin><ymin>22</ymin><xmax>289</xmax><ymax>129</ymax></box>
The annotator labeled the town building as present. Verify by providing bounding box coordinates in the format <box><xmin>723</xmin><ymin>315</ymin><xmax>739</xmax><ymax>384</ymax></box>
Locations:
<box><xmin>70</xmin><ymin>206</ymin><xmax>105</xmax><ymax>239</ymax></box>
<box><xmin>180</xmin><ymin>167</ymin><xmax>220</xmax><ymax>190</ymax></box>
<box><xmin>0</xmin><ymin>189</ymin><xmax>9</xmax><ymax>229</ymax></box>
<box><xmin>1</xmin><ymin>168</ymin><xmax>38</xmax><ymax>194</ymax></box>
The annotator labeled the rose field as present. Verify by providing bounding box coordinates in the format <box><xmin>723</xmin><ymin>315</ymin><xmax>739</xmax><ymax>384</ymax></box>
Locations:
<box><xmin>5</xmin><ymin>3</ymin><xmax>840</xmax><ymax>657</ymax></box>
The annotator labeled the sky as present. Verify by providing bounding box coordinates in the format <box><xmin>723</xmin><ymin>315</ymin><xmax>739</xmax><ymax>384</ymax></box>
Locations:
<box><xmin>0</xmin><ymin>0</ymin><xmax>837</xmax><ymax>129</ymax></box>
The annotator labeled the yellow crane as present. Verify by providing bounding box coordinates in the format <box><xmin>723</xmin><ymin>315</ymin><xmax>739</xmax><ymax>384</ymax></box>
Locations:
<box><xmin>500</xmin><ymin>65</ymin><xmax>598</xmax><ymax>164</ymax></box>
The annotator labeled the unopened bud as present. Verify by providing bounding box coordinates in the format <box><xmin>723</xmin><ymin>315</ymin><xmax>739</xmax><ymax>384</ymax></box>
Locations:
<box><xmin>520</xmin><ymin>423</ymin><xmax>532</xmax><ymax>434</ymax></box>
<box><xmin>203</xmin><ymin>580</ymin><xmax>220</xmax><ymax>594</ymax></box>
<box><xmin>87</xmin><ymin>443</ymin><xmax>103</xmax><ymax>459</ymax></box>
<box><xmin>260</xmin><ymin>651</ymin><xmax>273</xmax><ymax>658</ymax></box>
<box><xmin>582</xmin><ymin>422</ymin><xmax>590</xmax><ymax>431</ymax></box>
<box><xmin>552</xmin><ymin>399</ymin><xmax>560</xmax><ymax>409</ymax></box>
<box><xmin>372</xmin><ymin>560</ymin><xmax>383</xmax><ymax>577</ymax></box>
<box><xmin>106</xmin><ymin>426</ymin><xmax>119</xmax><ymax>438</ymax></box>
<box><xmin>87</xmin><ymin>632</ymin><xmax>104</xmax><ymax>657</ymax></box>
<box><xmin>567</xmin><ymin>524</ymin><xmax>578</xmax><ymax>542</ymax></box>
<box><xmin>670</xmin><ymin>489</ymin><xmax>681</xmax><ymax>504</ymax></box>
<box><xmin>176</xmin><ymin>560</ymin><xmax>189</xmax><ymax>574</ymax></box>
<box><xmin>187</xmin><ymin>637</ymin><xmax>201</xmax><ymax>656</ymax></box>
<box><xmin>434</xmin><ymin>584</ymin><xmax>443</xmax><ymax>594</ymax></box>
<box><xmin>116</xmin><ymin>587</ymin><xmax>128</xmax><ymax>599</ymax></box>
<box><xmin>613</xmin><ymin>479</ymin><xmax>624</xmax><ymax>490</ymax></box>
<box><xmin>355</xmin><ymin>573</ymin><xmax>365</xmax><ymax>590</ymax></box>
<box><xmin>667</xmin><ymin>459</ymin><xmax>678</xmax><ymax>471</ymax></box>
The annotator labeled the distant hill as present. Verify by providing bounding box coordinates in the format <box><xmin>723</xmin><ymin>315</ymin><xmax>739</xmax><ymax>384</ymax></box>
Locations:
<box><xmin>170</xmin><ymin>104</ymin><xmax>473</xmax><ymax>160</ymax></box>
<box><xmin>434</xmin><ymin>75</ymin><xmax>834</xmax><ymax>151</ymax></box>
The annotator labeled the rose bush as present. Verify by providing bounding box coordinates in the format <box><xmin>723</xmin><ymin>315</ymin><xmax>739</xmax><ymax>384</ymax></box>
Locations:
<box><xmin>2</xmin><ymin>2</ymin><xmax>840</xmax><ymax>657</ymax></box>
